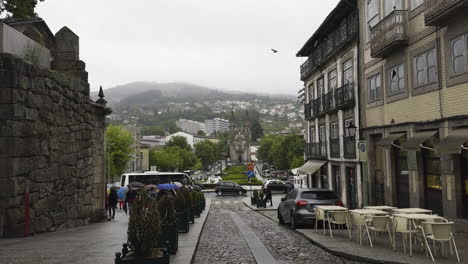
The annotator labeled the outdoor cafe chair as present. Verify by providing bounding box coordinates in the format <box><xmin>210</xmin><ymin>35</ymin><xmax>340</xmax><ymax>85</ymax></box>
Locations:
<box><xmin>314</xmin><ymin>207</ymin><xmax>328</xmax><ymax>235</ymax></box>
<box><xmin>419</xmin><ymin>222</ymin><xmax>460</xmax><ymax>262</ymax></box>
<box><xmin>392</xmin><ymin>216</ymin><xmax>419</xmax><ymax>252</ymax></box>
<box><xmin>327</xmin><ymin>210</ymin><xmax>348</xmax><ymax>238</ymax></box>
<box><xmin>363</xmin><ymin>215</ymin><xmax>392</xmax><ymax>248</ymax></box>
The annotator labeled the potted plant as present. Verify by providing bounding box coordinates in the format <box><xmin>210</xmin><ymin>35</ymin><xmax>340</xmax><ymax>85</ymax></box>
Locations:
<box><xmin>182</xmin><ymin>188</ymin><xmax>194</xmax><ymax>224</ymax></box>
<box><xmin>256</xmin><ymin>191</ymin><xmax>267</xmax><ymax>208</ymax></box>
<box><xmin>175</xmin><ymin>189</ymin><xmax>189</xmax><ymax>233</ymax></box>
<box><xmin>251</xmin><ymin>190</ymin><xmax>259</xmax><ymax>205</ymax></box>
<box><xmin>115</xmin><ymin>191</ymin><xmax>170</xmax><ymax>264</ymax></box>
<box><xmin>158</xmin><ymin>196</ymin><xmax>178</xmax><ymax>254</ymax></box>
<box><xmin>198</xmin><ymin>191</ymin><xmax>205</xmax><ymax>211</ymax></box>
<box><xmin>191</xmin><ymin>191</ymin><xmax>201</xmax><ymax>218</ymax></box>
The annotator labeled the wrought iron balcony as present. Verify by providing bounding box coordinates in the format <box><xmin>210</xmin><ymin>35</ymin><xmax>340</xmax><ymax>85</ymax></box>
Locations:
<box><xmin>300</xmin><ymin>58</ymin><xmax>315</xmax><ymax>81</ymax></box>
<box><xmin>305</xmin><ymin>142</ymin><xmax>326</xmax><ymax>159</ymax></box>
<box><xmin>424</xmin><ymin>0</ymin><xmax>468</xmax><ymax>26</ymax></box>
<box><xmin>344</xmin><ymin>136</ymin><xmax>356</xmax><ymax>159</ymax></box>
<box><xmin>370</xmin><ymin>10</ymin><xmax>408</xmax><ymax>58</ymax></box>
<box><xmin>304</xmin><ymin>103</ymin><xmax>312</xmax><ymax>120</ymax></box>
<box><xmin>312</xmin><ymin>97</ymin><xmax>325</xmax><ymax>117</ymax></box>
<box><xmin>330</xmin><ymin>138</ymin><xmax>340</xmax><ymax>158</ymax></box>
<box><xmin>335</xmin><ymin>82</ymin><xmax>355</xmax><ymax>109</ymax></box>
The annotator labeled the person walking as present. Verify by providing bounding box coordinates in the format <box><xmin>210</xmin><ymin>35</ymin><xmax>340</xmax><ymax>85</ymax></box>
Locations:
<box><xmin>125</xmin><ymin>186</ymin><xmax>137</xmax><ymax>215</ymax></box>
<box><xmin>107</xmin><ymin>187</ymin><xmax>118</xmax><ymax>219</ymax></box>
<box><xmin>117</xmin><ymin>186</ymin><xmax>127</xmax><ymax>210</ymax></box>
<box><xmin>264</xmin><ymin>187</ymin><xmax>273</xmax><ymax>207</ymax></box>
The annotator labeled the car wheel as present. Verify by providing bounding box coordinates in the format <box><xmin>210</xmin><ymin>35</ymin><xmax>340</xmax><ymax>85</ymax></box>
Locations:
<box><xmin>290</xmin><ymin>213</ymin><xmax>296</xmax><ymax>230</ymax></box>
<box><xmin>278</xmin><ymin>210</ymin><xmax>285</xmax><ymax>224</ymax></box>
<box><xmin>238</xmin><ymin>190</ymin><xmax>243</xmax><ymax>195</ymax></box>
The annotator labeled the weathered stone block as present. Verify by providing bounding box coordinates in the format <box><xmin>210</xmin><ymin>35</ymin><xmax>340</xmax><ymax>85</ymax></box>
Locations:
<box><xmin>6</xmin><ymin>207</ymin><xmax>24</xmax><ymax>225</ymax></box>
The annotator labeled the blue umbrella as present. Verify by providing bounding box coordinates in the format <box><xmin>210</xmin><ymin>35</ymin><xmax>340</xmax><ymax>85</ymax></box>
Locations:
<box><xmin>117</xmin><ymin>187</ymin><xmax>127</xmax><ymax>200</ymax></box>
<box><xmin>157</xmin><ymin>183</ymin><xmax>179</xmax><ymax>190</ymax></box>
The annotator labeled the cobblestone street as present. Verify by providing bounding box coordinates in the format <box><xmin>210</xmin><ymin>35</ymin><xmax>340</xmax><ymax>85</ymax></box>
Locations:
<box><xmin>193</xmin><ymin>193</ymin><xmax>367</xmax><ymax>264</ymax></box>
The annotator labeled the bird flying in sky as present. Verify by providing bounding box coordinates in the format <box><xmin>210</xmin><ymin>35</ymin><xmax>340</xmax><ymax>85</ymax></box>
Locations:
<box><xmin>271</xmin><ymin>49</ymin><xmax>278</xmax><ymax>53</ymax></box>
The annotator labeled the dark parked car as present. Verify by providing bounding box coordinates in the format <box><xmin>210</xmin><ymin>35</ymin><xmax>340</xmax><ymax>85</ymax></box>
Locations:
<box><xmin>215</xmin><ymin>181</ymin><xmax>247</xmax><ymax>196</ymax></box>
<box><xmin>262</xmin><ymin>180</ymin><xmax>293</xmax><ymax>193</ymax></box>
<box><xmin>277</xmin><ymin>188</ymin><xmax>343</xmax><ymax>229</ymax></box>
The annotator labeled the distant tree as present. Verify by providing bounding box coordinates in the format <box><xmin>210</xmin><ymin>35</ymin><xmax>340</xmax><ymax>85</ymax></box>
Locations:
<box><xmin>257</xmin><ymin>134</ymin><xmax>279</xmax><ymax>164</ymax></box>
<box><xmin>1</xmin><ymin>0</ymin><xmax>45</xmax><ymax>18</ymax></box>
<box><xmin>197</xmin><ymin>130</ymin><xmax>206</xmax><ymax>136</ymax></box>
<box><xmin>250</xmin><ymin>120</ymin><xmax>264</xmax><ymax>142</ymax></box>
<box><xmin>258</xmin><ymin>134</ymin><xmax>304</xmax><ymax>170</ymax></box>
<box><xmin>166</xmin><ymin>136</ymin><xmax>191</xmax><ymax>151</ymax></box>
<box><xmin>194</xmin><ymin>141</ymin><xmax>216</xmax><ymax>169</ymax></box>
<box><xmin>152</xmin><ymin>146</ymin><xmax>198</xmax><ymax>171</ymax></box>
<box><xmin>141</xmin><ymin>126</ymin><xmax>165</xmax><ymax>136</ymax></box>
<box><xmin>290</xmin><ymin>156</ymin><xmax>304</xmax><ymax>169</ymax></box>
<box><xmin>106</xmin><ymin>125</ymin><xmax>134</xmax><ymax>181</ymax></box>
<box><xmin>169</xmin><ymin>125</ymin><xmax>180</xmax><ymax>134</ymax></box>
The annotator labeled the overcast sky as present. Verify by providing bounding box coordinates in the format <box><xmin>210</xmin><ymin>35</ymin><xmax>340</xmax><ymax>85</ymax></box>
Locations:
<box><xmin>37</xmin><ymin>0</ymin><xmax>339</xmax><ymax>95</ymax></box>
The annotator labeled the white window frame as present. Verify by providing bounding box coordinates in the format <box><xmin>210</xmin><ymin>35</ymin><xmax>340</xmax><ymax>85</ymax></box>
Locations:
<box><xmin>330</xmin><ymin>122</ymin><xmax>339</xmax><ymax>139</ymax></box>
<box><xmin>310</xmin><ymin>126</ymin><xmax>316</xmax><ymax>143</ymax></box>
<box><xmin>328</xmin><ymin>69</ymin><xmax>337</xmax><ymax>91</ymax></box>
<box><xmin>414</xmin><ymin>48</ymin><xmax>438</xmax><ymax>87</ymax></box>
<box><xmin>451</xmin><ymin>36</ymin><xmax>467</xmax><ymax>75</ymax></box>
<box><xmin>366</xmin><ymin>0</ymin><xmax>380</xmax><ymax>43</ymax></box>
<box><xmin>368</xmin><ymin>73</ymin><xmax>382</xmax><ymax>102</ymax></box>
<box><xmin>343</xmin><ymin>59</ymin><xmax>353</xmax><ymax>85</ymax></box>
<box><xmin>388</xmin><ymin>64</ymin><xmax>405</xmax><ymax>95</ymax></box>
<box><xmin>317</xmin><ymin>77</ymin><xmax>324</xmax><ymax>98</ymax></box>
<box><xmin>308</xmin><ymin>83</ymin><xmax>315</xmax><ymax>103</ymax></box>
<box><xmin>344</xmin><ymin>118</ymin><xmax>354</xmax><ymax>137</ymax></box>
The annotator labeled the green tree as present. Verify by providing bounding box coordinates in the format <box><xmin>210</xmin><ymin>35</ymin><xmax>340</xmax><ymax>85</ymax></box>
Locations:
<box><xmin>166</xmin><ymin>135</ymin><xmax>191</xmax><ymax>150</ymax></box>
<box><xmin>194</xmin><ymin>141</ymin><xmax>216</xmax><ymax>169</ymax></box>
<box><xmin>250</xmin><ymin>120</ymin><xmax>264</xmax><ymax>142</ymax></box>
<box><xmin>0</xmin><ymin>0</ymin><xmax>45</xmax><ymax>18</ymax></box>
<box><xmin>197</xmin><ymin>130</ymin><xmax>206</xmax><ymax>136</ymax></box>
<box><xmin>258</xmin><ymin>134</ymin><xmax>304</xmax><ymax>170</ymax></box>
<box><xmin>257</xmin><ymin>134</ymin><xmax>280</xmax><ymax>164</ymax></box>
<box><xmin>141</xmin><ymin>126</ymin><xmax>165</xmax><ymax>136</ymax></box>
<box><xmin>290</xmin><ymin>156</ymin><xmax>304</xmax><ymax>169</ymax></box>
<box><xmin>106</xmin><ymin>125</ymin><xmax>134</xmax><ymax>181</ymax></box>
<box><xmin>169</xmin><ymin>125</ymin><xmax>180</xmax><ymax>134</ymax></box>
<box><xmin>152</xmin><ymin>146</ymin><xmax>198</xmax><ymax>171</ymax></box>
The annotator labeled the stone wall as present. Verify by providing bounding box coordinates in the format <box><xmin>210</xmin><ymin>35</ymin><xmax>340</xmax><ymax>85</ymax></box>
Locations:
<box><xmin>0</xmin><ymin>28</ymin><xmax>110</xmax><ymax>237</ymax></box>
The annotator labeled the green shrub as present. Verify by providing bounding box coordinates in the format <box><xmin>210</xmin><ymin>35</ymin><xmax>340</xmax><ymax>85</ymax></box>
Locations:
<box><xmin>181</xmin><ymin>188</ymin><xmax>192</xmax><ymax>208</ymax></box>
<box><xmin>253</xmin><ymin>190</ymin><xmax>259</xmax><ymax>199</ymax></box>
<box><xmin>174</xmin><ymin>189</ymin><xmax>186</xmax><ymax>212</ymax></box>
<box><xmin>127</xmin><ymin>191</ymin><xmax>161</xmax><ymax>258</ymax></box>
<box><xmin>158</xmin><ymin>195</ymin><xmax>176</xmax><ymax>224</ymax></box>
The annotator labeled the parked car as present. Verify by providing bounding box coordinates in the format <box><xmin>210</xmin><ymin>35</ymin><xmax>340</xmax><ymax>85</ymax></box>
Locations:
<box><xmin>215</xmin><ymin>181</ymin><xmax>247</xmax><ymax>196</ymax></box>
<box><xmin>262</xmin><ymin>180</ymin><xmax>293</xmax><ymax>193</ymax></box>
<box><xmin>277</xmin><ymin>188</ymin><xmax>343</xmax><ymax>229</ymax></box>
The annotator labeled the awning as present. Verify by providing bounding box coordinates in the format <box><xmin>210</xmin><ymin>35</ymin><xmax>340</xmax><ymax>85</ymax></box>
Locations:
<box><xmin>437</xmin><ymin>128</ymin><xmax>468</xmax><ymax>154</ymax></box>
<box><xmin>297</xmin><ymin>160</ymin><xmax>326</xmax><ymax>175</ymax></box>
<box><xmin>401</xmin><ymin>131</ymin><xmax>438</xmax><ymax>151</ymax></box>
<box><xmin>377</xmin><ymin>133</ymin><xmax>406</xmax><ymax>149</ymax></box>
<box><xmin>291</xmin><ymin>168</ymin><xmax>298</xmax><ymax>175</ymax></box>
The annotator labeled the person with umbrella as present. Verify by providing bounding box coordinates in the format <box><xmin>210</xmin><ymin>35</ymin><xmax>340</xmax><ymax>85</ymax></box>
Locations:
<box><xmin>117</xmin><ymin>186</ymin><xmax>127</xmax><ymax>210</ymax></box>
<box><xmin>125</xmin><ymin>185</ymin><xmax>138</xmax><ymax>215</ymax></box>
<box><xmin>107</xmin><ymin>186</ymin><xmax>118</xmax><ymax>219</ymax></box>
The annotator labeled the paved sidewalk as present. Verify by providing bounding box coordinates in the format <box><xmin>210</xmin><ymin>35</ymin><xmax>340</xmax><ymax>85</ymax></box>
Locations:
<box><xmin>171</xmin><ymin>199</ymin><xmax>211</xmax><ymax>264</ymax></box>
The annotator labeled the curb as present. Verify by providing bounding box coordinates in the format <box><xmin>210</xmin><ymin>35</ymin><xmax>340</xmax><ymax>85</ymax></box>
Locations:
<box><xmin>189</xmin><ymin>199</ymin><xmax>212</xmax><ymax>264</ymax></box>
<box><xmin>248</xmin><ymin>207</ymin><xmax>407</xmax><ymax>264</ymax></box>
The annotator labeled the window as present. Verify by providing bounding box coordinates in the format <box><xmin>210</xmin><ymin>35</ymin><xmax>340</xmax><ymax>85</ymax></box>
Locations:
<box><xmin>308</xmin><ymin>83</ymin><xmax>314</xmax><ymax>102</ymax></box>
<box><xmin>452</xmin><ymin>36</ymin><xmax>467</xmax><ymax>75</ymax></box>
<box><xmin>319</xmin><ymin>125</ymin><xmax>326</xmax><ymax>155</ymax></box>
<box><xmin>411</xmin><ymin>0</ymin><xmax>424</xmax><ymax>10</ymax></box>
<box><xmin>317</xmin><ymin>77</ymin><xmax>324</xmax><ymax>97</ymax></box>
<box><xmin>384</xmin><ymin>0</ymin><xmax>402</xmax><ymax>16</ymax></box>
<box><xmin>414</xmin><ymin>48</ymin><xmax>438</xmax><ymax>87</ymax></box>
<box><xmin>368</xmin><ymin>74</ymin><xmax>382</xmax><ymax>101</ymax></box>
<box><xmin>343</xmin><ymin>59</ymin><xmax>353</xmax><ymax>84</ymax></box>
<box><xmin>310</xmin><ymin>126</ymin><xmax>316</xmax><ymax>143</ymax></box>
<box><xmin>344</xmin><ymin>118</ymin><xmax>354</xmax><ymax>137</ymax></box>
<box><xmin>328</xmin><ymin>69</ymin><xmax>337</xmax><ymax>91</ymax></box>
<box><xmin>366</xmin><ymin>0</ymin><xmax>380</xmax><ymax>42</ymax></box>
<box><xmin>330</xmin><ymin>122</ymin><xmax>339</xmax><ymax>139</ymax></box>
<box><xmin>389</xmin><ymin>64</ymin><xmax>405</xmax><ymax>95</ymax></box>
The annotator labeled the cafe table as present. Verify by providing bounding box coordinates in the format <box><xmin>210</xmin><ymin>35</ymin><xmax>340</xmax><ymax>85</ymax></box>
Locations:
<box><xmin>349</xmin><ymin>209</ymin><xmax>389</xmax><ymax>245</ymax></box>
<box><xmin>363</xmin><ymin>205</ymin><xmax>397</xmax><ymax>211</ymax></box>
<box><xmin>392</xmin><ymin>208</ymin><xmax>432</xmax><ymax>214</ymax></box>
<box><xmin>392</xmin><ymin>213</ymin><xmax>444</xmax><ymax>256</ymax></box>
<box><xmin>315</xmin><ymin>205</ymin><xmax>349</xmax><ymax>237</ymax></box>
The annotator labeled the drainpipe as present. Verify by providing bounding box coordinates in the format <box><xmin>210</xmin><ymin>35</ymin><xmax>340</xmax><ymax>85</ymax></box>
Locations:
<box><xmin>24</xmin><ymin>180</ymin><xmax>30</xmax><ymax>237</ymax></box>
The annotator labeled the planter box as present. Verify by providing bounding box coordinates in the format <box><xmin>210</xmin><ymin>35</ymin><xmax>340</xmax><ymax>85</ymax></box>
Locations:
<box><xmin>193</xmin><ymin>203</ymin><xmax>201</xmax><ymax>218</ymax></box>
<box><xmin>115</xmin><ymin>244</ymin><xmax>170</xmax><ymax>264</ymax></box>
<box><xmin>188</xmin><ymin>207</ymin><xmax>195</xmax><ymax>224</ymax></box>
<box><xmin>176</xmin><ymin>210</ymin><xmax>189</xmax><ymax>233</ymax></box>
<box><xmin>251</xmin><ymin>197</ymin><xmax>257</xmax><ymax>205</ymax></box>
<box><xmin>256</xmin><ymin>199</ymin><xmax>267</xmax><ymax>208</ymax></box>
<box><xmin>160</xmin><ymin>224</ymin><xmax>178</xmax><ymax>254</ymax></box>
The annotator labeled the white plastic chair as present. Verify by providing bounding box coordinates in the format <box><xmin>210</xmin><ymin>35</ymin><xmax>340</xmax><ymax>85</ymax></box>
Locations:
<box><xmin>314</xmin><ymin>208</ymin><xmax>328</xmax><ymax>235</ymax></box>
<box><xmin>327</xmin><ymin>211</ymin><xmax>348</xmax><ymax>238</ymax></box>
<box><xmin>363</xmin><ymin>215</ymin><xmax>392</xmax><ymax>247</ymax></box>
<box><xmin>420</xmin><ymin>222</ymin><xmax>460</xmax><ymax>262</ymax></box>
<box><xmin>392</xmin><ymin>216</ymin><xmax>419</xmax><ymax>252</ymax></box>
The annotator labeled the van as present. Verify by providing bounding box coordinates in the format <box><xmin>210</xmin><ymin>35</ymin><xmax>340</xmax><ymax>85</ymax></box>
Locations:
<box><xmin>119</xmin><ymin>171</ymin><xmax>194</xmax><ymax>187</ymax></box>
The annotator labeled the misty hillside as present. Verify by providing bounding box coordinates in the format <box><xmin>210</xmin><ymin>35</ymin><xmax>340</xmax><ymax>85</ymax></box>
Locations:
<box><xmin>91</xmin><ymin>82</ymin><xmax>296</xmax><ymax>106</ymax></box>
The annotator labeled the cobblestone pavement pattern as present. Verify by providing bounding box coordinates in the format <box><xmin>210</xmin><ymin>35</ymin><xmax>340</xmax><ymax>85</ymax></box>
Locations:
<box><xmin>193</xmin><ymin>193</ymin><xmax>367</xmax><ymax>264</ymax></box>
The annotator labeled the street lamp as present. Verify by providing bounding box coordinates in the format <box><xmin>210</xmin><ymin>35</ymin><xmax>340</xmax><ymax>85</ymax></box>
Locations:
<box><xmin>346</xmin><ymin>121</ymin><xmax>357</xmax><ymax>140</ymax></box>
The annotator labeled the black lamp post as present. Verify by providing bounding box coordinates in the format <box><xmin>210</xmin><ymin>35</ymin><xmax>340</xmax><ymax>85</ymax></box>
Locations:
<box><xmin>347</xmin><ymin>121</ymin><xmax>357</xmax><ymax>140</ymax></box>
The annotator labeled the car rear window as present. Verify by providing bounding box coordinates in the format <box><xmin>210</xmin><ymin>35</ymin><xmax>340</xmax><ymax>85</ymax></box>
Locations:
<box><xmin>301</xmin><ymin>191</ymin><xmax>338</xmax><ymax>200</ymax></box>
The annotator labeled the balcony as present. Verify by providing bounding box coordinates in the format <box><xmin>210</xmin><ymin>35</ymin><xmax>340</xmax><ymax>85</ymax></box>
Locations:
<box><xmin>335</xmin><ymin>82</ymin><xmax>355</xmax><ymax>109</ymax></box>
<box><xmin>424</xmin><ymin>0</ymin><xmax>468</xmax><ymax>26</ymax></box>
<box><xmin>344</xmin><ymin>136</ymin><xmax>356</xmax><ymax>159</ymax></box>
<box><xmin>370</xmin><ymin>10</ymin><xmax>408</xmax><ymax>58</ymax></box>
<box><xmin>300</xmin><ymin>58</ymin><xmax>316</xmax><ymax>81</ymax></box>
<box><xmin>330</xmin><ymin>138</ymin><xmax>340</xmax><ymax>158</ymax></box>
<box><xmin>323</xmin><ymin>91</ymin><xmax>336</xmax><ymax>114</ymax></box>
<box><xmin>305</xmin><ymin>142</ymin><xmax>326</xmax><ymax>159</ymax></box>
<box><xmin>312</xmin><ymin>98</ymin><xmax>325</xmax><ymax>117</ymax></box>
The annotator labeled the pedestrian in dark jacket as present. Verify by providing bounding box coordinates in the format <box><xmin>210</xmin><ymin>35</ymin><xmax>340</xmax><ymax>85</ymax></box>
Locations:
<box><xmin>107</xmin><ymin>187</ymin><xmax>118</xmax><ymax>219</ymax></box>
<box><xmin>125</xmin><ymin>186</ymin><xmax>137</xmax><ymax>215</ymax></box>
<box><xmin>264</xmin><ymin>187</ymin><xmax>273</xmax><ymax>206</ymax></box>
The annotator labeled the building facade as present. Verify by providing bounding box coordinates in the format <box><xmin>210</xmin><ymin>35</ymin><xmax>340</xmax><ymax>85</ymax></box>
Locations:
<box><xmin>176</xmin><ymin>119</ymin><xmax>206</xmax><ymax>135</ymax></box>
<box><xmin>358</xmin><ymin>0</ymin><xmax>468</xmax><ymax>219</ymax></box>
<box><xmin>205</xmin><ymin>118</ymin><xmax>230</xmax><ymax>136</ymax></box>
<box><xmin>297</xmin><ymin>0</ymin><xmax>361</xmax><ymax>208</ymax></box>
